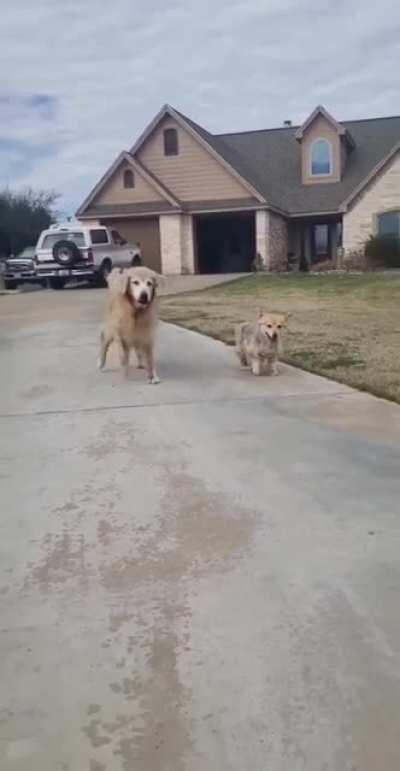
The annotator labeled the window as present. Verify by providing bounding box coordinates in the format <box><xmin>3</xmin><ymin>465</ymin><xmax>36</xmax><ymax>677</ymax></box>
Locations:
<box><xmin>163</xmin><ymin>128</ymin><xmax>178</xmax><ymax>156</ymax></box>
<box><xmin>90</xmin><ymin>229</ymin><xmax>109</xmax><ymax>245</ymax></box>
<box><xmin>377</xmin><ymin>211</ymin><xmax>400</xmax><ymax>238</ymax></box>
<box><xmin>42</xmin><ymin>232</ymin><xmax>85</xmax><ymax>248</ymax></box>
<box><xmin>311</xmin><ymin>139</ymin><xmax>332</xmax><ymax>176</ymax></box>
<box><xmin>123</xmin><ymin>169</ymin><xmax>135</xmax><ymax>188</ymax></box>
<box><xmin>111</xmin><ymin>229</ymin><xmax>127</xmax><ymax>246</ymax></box>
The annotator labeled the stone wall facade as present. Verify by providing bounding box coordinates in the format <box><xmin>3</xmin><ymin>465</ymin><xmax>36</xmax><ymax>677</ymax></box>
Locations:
<box><xmin>159</xmin><ymin>213</ymin><xmax>195</xmax><ymax>274</ymax></box>
<box><xmin>159</xmin><ymin>214</ymin><xmax>183</xmax><ymax>274</ymax></box>
<box><xmin>255</xmin><ymin>209</ymin><xmax>288</xmax><ymax>271</ymax></box>
<box><xmin>343</xmin><ymin>151</ymin><xmax>400</xmax><ymax>253</ymax></box>
<box><xmin>269</xmin><ymin>211</ymin><xmax>289</xmax><ymax>271</ymax></box>
<box><xmin>180</xmin><ymin>214</ymin><xmax>195</xmax><ymax>274</ymax></box>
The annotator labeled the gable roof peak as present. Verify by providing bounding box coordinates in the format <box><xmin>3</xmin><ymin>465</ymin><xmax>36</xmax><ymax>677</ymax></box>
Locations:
<box><xmin>130</xmin><ymin>104</ymin><xmax>266</xmax><ymax>202</ymax></box>
<box><xmin>295</xmin><ymin>104</ymin><xmax>346</xmax><ymax>140</ymax></box>
<box><xmin>75</xmin><ymin>149</ymin><xmax>180</xmax><ymax>217</ymax></box>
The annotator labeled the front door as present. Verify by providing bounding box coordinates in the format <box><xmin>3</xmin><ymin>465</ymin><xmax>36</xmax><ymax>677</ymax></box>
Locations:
<box><xmin>312</xmin><ymin>223</ymin><xmax>331</xmax><ymax>263</ymax></box>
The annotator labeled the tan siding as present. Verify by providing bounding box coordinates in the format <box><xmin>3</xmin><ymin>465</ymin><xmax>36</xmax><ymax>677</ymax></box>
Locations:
<box><xmin>301</xmin><ymin>115</ymin><xmax>341</xmax><ymax>184</ymax></box>
<box><xmin>137</xmin><ymin>116</ymin><xmax>250</xmax><ymax>201</ymax></box>
<box><xmin>94</xmin><ymin>161</ymin><xmax>163</xmax><ymax>205</ymax></box>
<box><xmin>343</xmin><ymin>152</ymin><xmax>400</xmax><ymax>253</ymax></box>
<box><xmin>101</xmin><ymin>217</ymin><xmax>161</xmax><ymax>273</ymax></box>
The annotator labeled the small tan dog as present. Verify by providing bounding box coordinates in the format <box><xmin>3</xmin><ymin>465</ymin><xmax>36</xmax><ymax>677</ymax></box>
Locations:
<box><xmin>235</xmin><ymin>310</ymin><xmax>287</xmax><ymax>376</ymax></box>
<box><xmin>98</xmin><ymin>266</ymin><xmax>161</xmax><ymax>384</ymax></box>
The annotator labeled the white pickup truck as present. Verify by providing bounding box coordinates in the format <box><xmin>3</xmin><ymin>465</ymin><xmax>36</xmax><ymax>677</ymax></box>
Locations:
<box><xmin>1</xmin><ymin>223</ymin><xmax>142</xmax><ymax>290</ymax></box>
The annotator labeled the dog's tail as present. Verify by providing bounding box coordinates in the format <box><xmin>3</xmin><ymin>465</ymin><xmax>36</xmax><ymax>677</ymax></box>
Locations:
<box><xmin>235</xmin><ymin>323</ymin><xmax>245</xmax><ymax>349</ymax></box>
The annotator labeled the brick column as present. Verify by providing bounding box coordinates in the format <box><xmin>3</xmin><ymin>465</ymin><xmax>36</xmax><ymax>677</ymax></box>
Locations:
<box><xmin>159</xmin><ymin>213</ymin><xmax>196</xmax><ymax>274</ymax></box>
<box><xmin>159</xmin><ymin>214</ymin><xmax>183</xmax><ymax>274</ymax></box>
<box><xmin>255</xmin><ymin>209</ymin><xmax>270</xmax><ymax>270</ymax></box>
<box><xmin>256</xmin><ymin>209</ymin><xmax>288</xmax><ymax>272</ymax></box>
<box><xmin>269</xmin><ymin>211</ymin><xmax>288</xmax><ymax>271</ymax></box>
<box><xmin>181</xmin><ymin>214</ymin><xmax>195</xmax><ymax>274</ymax></box>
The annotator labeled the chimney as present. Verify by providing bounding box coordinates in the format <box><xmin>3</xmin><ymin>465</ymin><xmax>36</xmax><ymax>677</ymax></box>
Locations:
<box><xmin>283</xmin><ymin>120</ymin><xmax>292</xmax><ymax>127</ymax></box>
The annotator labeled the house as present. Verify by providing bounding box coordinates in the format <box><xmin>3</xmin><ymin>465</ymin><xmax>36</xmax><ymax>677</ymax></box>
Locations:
<box><xmin>76</xmin><ymin>104</ymin><xmax>400</xmax><ymax>274</ymax></box>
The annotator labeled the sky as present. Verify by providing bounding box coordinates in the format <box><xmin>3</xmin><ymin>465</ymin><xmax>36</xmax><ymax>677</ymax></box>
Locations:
<box><xmin>1</xmin><ymin>0</ymin><xmax>400</xmax><ymax>216</ymax></box>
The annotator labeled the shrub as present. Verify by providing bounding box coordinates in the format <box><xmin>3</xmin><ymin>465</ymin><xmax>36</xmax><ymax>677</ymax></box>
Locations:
<box><xmin>343</xmin><ymin>250</ymin><xmax>367</xmax><ymax>272</ymax></box>
<box><xmin>365</xmin><ymin>234</ymin><xmax>400</xmax><ymax>269</ymax></box>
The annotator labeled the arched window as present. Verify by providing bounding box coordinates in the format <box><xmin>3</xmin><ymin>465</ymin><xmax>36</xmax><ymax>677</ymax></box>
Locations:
<box><xmin>163</xmin><ymin>128</ymin><xmax>178</xmax><ymax>156</ymax></box>
<box><xmin>311</xmin><ymin>139</ymin><xmax>332</xmax><ymax>176</ymax></box>
<box><xmin>123</xmin><ymin>169</ymin><xmax>135</xmax><ymax>188</ymax></box>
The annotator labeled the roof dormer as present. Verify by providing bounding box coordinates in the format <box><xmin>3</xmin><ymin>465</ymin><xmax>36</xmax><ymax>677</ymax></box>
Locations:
<box><xmin>296</xmin><ymin>105</ymin><xmax>354</xmax><ymax>185</ymax></box>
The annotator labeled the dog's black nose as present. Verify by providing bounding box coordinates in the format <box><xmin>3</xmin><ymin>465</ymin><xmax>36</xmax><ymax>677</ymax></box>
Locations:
<box><xmin>139</xmin><ymin>291</ymin><xmax>148</xmax><ymax>304</ymax></box>
<box><xmin>272</xmin><ymin>332</ymin><xmax>278</xmax><ymax>340</ymax></box>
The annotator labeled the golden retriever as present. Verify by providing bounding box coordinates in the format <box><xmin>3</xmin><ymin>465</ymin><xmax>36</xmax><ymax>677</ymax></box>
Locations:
<box><xmin>98</xmin><ymin>266</ymin><xmax>161</xmax><ymax>384</ymax></box>
<box><xmin>235</xmin><ymin>310</ymin><xmax>287</xmax><ymax>376</ymax></box>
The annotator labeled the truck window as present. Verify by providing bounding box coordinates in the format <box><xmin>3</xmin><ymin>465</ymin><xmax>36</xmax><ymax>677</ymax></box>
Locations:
<box><xmin>42</xmin><ymin>232</ymin><xmax>85</xmax><ymax>248</ymax></box>
<box><xmin>111</xmin><ymin>230</ymin><xmax>127</xmax><ymax>246</ymax></box>
<box><xmin>90</xmin><ymin>229</ymin><xmax>109</xmax><ymax>245</ymax></box>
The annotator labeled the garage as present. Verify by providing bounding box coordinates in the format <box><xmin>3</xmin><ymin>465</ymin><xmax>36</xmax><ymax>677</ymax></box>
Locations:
<box><xmin>101</xmin><ymin>217</ymin><xmax>161</xmax><ymax>273</ymax></box>
<box><xmin>194</xmin><ymin>212</ymin><xmax>255</xmax><ymax>273</ymax></box>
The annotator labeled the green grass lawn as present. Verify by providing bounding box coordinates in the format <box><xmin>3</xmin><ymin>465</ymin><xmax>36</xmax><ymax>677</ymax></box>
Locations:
<box><xmin>160</xmin><ymin>273</ymin><xmax>400</xmax><ymax>403</ymax></box>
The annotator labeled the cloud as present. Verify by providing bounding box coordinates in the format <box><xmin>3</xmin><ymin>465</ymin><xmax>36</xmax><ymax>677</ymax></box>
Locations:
<box><xmin>1</xmin><ymin>0</ymin><xmax>400</xmax><ymax>214</ymax></box>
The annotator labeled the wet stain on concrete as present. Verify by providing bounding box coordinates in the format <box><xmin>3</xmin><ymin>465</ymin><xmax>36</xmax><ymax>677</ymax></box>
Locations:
<box><xmin>97</xmin><ymin>518</ymin><xmax>124</xmax><ymax>549</ymax></box>
<box><xmin>100</xmin><ymin>472</ymin><xmax>256</xmax><ymax>593</ymax></box>
<box><xmin>89</xmin><ymin>761</ymin><xmax>106</xmax><ymax>771</ymax></box>
<box><xmin>108</xmin><ymin>609</ymin><xmax>134</xmax><ymax>634</ymax></box>
<box><xmin>81</xmin><ymin>467</ymin><xmax>257</xmax><ymax>769</ymax></box>
<box><xmin>24</xmin><ymin>529</ymin><xmax>90</xmax><ymax>592</ymax></box>
<box><xmin>18</xmin><ymin>417</ymin><xmax>257</xmax><ymax>769</ymax></box>
<box><xmin>85</xmin><ymin>419</ymin><xmax>139</xmax><ymax>462</ymax></box>
<box><xmin>85</xmin><ymin>599</ymin><xmax>192</xmax><ymax>771</ymax></box>
<box><xmin>87</xmin><ymin>704</ymin><xmax>102</xmax><ymax>716</ymax></box>
<box><xmin>82</xmin><ymin>718</ymin><xmax>113</xmax><ymax>748</ymax></box>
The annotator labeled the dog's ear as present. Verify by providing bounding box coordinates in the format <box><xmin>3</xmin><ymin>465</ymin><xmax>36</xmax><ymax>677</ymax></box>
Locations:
<box><xmin>151</xmin><ymin>271</ymin><xmax>165</xmax><ymax>289</ymax></box>
<box><xmin>257</xmin><ymin>308</ymin><xmax>264</xmax><ymax>319</ymax></box>
<box><xmin>107</xmin><ymin>267</ymin><xmax>129</xmax><ymax>295</ymax></box>
<box><xmin>121</xmin><ymin>270</ymin><xmax>131</xmax><ymax>295</ymax></box>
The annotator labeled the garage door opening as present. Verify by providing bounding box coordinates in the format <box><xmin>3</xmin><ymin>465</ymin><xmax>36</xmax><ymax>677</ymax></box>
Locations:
<box><xmin>195</xmin><ymin>212</ymin><xmax>255</xmax><ymax>273</ymax></box>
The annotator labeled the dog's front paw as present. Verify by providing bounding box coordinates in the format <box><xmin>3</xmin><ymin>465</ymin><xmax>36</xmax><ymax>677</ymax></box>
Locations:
<box><xmin>148</xmin><ymin>375</ymin><xmax>161</xmax><ymax>385</ymax></box>
<box><xmin>97</xmin><ymin>357</ymin><xmax>105</xmax><ymax>371</ymax></box>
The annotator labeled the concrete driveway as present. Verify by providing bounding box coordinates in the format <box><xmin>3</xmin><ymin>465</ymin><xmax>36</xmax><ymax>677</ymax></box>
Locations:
<box><xmin>1</xmin><ymin>287</ymin><xmax>400</xmax><ymax>771</ymax></box>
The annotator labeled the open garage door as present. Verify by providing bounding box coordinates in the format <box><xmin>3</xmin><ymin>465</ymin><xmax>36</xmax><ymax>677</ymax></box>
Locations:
<box><xmin>194</xmin><ymin>212</ymin><xmax>255</xmax><ymax>273</ymax></box>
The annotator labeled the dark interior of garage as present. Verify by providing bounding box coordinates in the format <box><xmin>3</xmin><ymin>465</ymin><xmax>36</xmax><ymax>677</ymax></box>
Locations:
<box><xmin>195</xmin><ymin>212</ymin><xmax>255</xmax><ymax>273</ymax></box>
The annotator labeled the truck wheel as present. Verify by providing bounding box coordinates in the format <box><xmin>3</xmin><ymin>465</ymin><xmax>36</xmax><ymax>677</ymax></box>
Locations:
<box><xmin>49</xmin><ymin>277</ymin><xmax>66</xmax><ymax>290</ymax></box>
<box><xmin>4</xmin><ymin>279</ymin><xmax>18</xmax><ymax>290</ymax></box>
<box><xmin>97</xmin><ymin>259</ymin><xmax>112</xmax><ymax>287</ymax></box>
<box><xmin>131</xmin><ymin>254</ymin><xmax>142</xmax><ymax>267</ymax></box>
<box><xmin>52</xmin><ymin>240</ymin><xmax>80</xmax><ymax>267</ymax></box>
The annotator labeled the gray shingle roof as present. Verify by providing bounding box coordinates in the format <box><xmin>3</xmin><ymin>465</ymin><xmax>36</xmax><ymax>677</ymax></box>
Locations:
<box><xmin>185</xmin><ymin>197</ymin><xmax>260</xmax><ymax>212</ymax></box>
<box><xmin>80</xmin><ymin>201</ymin><xmax>176</xmax><ymax>218</ymax></box>
<box><xmin>179</xmin><ymin>110</ymin><xmax>400</xmax><ymax>214</ymax></box>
